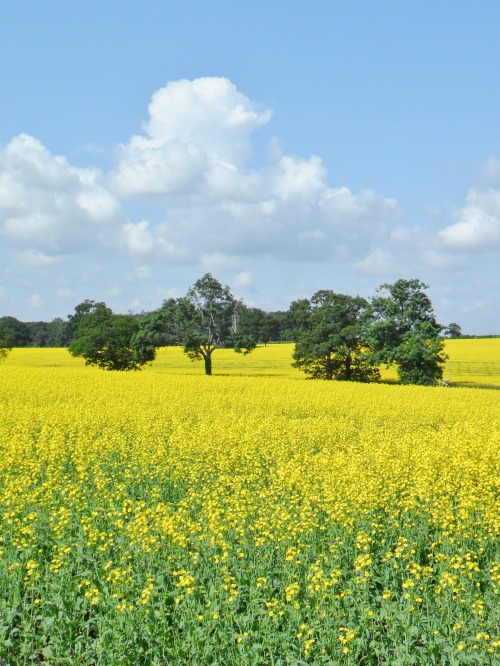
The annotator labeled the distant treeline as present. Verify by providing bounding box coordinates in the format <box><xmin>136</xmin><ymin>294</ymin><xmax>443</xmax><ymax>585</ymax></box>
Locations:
<box><xmin>0</xmin><ymin>316</ymin><xmax>71</xmax><ymax>347</ymax></box>
<box><xmin>452</xmin><ymin>334</ymin><xmax>500</xmax><ymax>339</ymax></box>
<box><xmin>0</xmin><ymin>309</ymin><xmax>294</xmax><ymax>348</ymax></box>
<box><xmin>1</xmin><ymin>302</ymin><xmax>495</xmax><ymax>350</ymax></box>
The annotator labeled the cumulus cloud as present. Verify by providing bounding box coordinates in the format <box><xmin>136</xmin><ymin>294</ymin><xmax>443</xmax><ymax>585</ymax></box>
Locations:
<box><xmin>29</xmin><ymin>293</ymin><xmax>44</xmax><ymax>308</ymax></box>
<box><xmin>233</xmin><ymin>271</ymin><xmax>254</xmax><ymax>289</ymax></box>
<box><xmin>110</xmin><ymin>77</ymin><xmax>401</xmax><ymax>266</ymax></box>
<box><xmin>356</xmin><ymin>248</ymin><xmax>397</xmax><ymax>275</ymax></box>
<box><xmin>111</xmin><ymin>77</ymin><xmax>272</xmax><ymax>197</ymax></box>
<box><xmin>121</xmin><ymin>220</ymin><xmax>189</xmax><ymax>262</ymax></box>
<box><xmin>439</xmin><ymin>187</ymin><xmax>500</xmax><ymax>250</ymax></box>
<box><xmin>1</xmin><ymin>77</ymin><xmax>414</xmax><ymax>321</ymax></box>
<box><xmin>0</xmin><ymin>133</ymin><xmax>119</xmax><ymax>255</ymax></box>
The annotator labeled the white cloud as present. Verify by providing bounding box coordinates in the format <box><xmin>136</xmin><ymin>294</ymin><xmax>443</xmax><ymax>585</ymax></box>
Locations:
<box><xmin>106</xmin><ymin>285</ymin><xmax>122</xmax><ymax>298</ymax></box>
<box><xmin>109</xmin><ymin>77</ymin><xmax>401</xmax><ymax>265</ymax></box>
<box><xmin>2</xmin><ymin>76</ymin><xmax>431</xmax><ymax>334</ymax></box>
<box><xmin>122</xmin><ymin>220</ymin><xmax>155</xmax><ymax>255</ymax></box>
<box><xmin>356</xmin><ymin>248</ymin><xmax>397</xmax><ymax>275</ymax></box>
<box><xmin>121</xmin><ymin>220</ymin><xmax>189</xmax><ymax>262</ymax></box>
<box><xmin>0</xmin><ymin>77</ymin><xmax>420</xmax><ymax>323</ymax></box>
<box><xmin>421</xmin><ymin>248</ymin><xmax>465</xmax><ymax>270</ymax></box>
<box><xmin>233</xmin><ymin>271</ymin><xmax>254</xmax><ymax>289</ymax></box>
<box><xmin>134</xmin><ymin>265</ymin><xmax>153</xmax><ymax>280</ymax></box>
<box><xmin>439</xmin><ymin>187</ymin><xmax>500</xmax><ymax>250</ymax></box>
<box><xmin>16</xmin><ymin>249</ymin><xmax>61</xmax><ymax>267</ymax></box>
<box><xmin>111</xmin><ymin>77</ymin><xmax>271</xmax><ymax>197</ymax></box>
<box><xmin>144</xmin><ymin>77</ymin><xmax>271</xmax><ymax>163</ymax></box>
<box><xmin>29</xmin><ymin>293</ymin><xmax>44</xmax><ymax>308</ymax></box>
<box><xmin>0</xmin><ymin>133</ymin><xmax>119</xmax><ymax>255</ymax></box>
<box><xmin>274</xmin><ymin>155</ymin><xmax>326</xmax><ymax>202</ymax></box>
<box><xmin>201</xmin><ymin>253</ymin><xmax>243</xmax><ymax>272</ymax></box>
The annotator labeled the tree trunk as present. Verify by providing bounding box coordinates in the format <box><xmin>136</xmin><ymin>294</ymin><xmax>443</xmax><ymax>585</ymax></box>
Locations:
<box><xmin>325</xmin><ymin>355</ymin><xmax>333</xmax><ymax>380</ymax></box>
<box><xmin>345</xmin><ymin>353</ymin><xmax>352</xmax><ymax>381</ymax></box>
<box><xmin>204</xmin><ymin>353</ymin><xmax>212</xmax><ymax>376</ymax></box>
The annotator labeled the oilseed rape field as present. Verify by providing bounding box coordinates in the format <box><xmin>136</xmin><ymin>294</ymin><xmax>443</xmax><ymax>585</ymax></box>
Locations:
<box><xmin>0</xmin><ymin>344</ymin><xmax>499</xmax><ymax>664</ymax></box>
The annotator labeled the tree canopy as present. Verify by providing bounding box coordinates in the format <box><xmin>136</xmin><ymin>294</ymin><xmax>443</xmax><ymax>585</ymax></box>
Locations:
<box><xmin>177</xmin><ymin>273</ymin><xmax>256</xmax><ymax>375</ymax></box>
<box><xmin>68</xmin><ymin>301</ymin><xmax>155</xmax><ymax>371</ymax></box>
<box><xmin>366</xmin><ymin>279</ymin><xmax>446</xmax><ymax>385</ymax></box>
<box><xmin>0</xmin><ymin>327</ymin><xmax>14</xmax><ymax>364</ymax></box>
<box><xmin>444</xmin><ymin>322</ymin><xmax>462</xmax><ymax>338</ymax></box>
<box><xmin>290</xmin><ymin>291</ymin><xmax>380</xmax><ymax>381</ymax></box>
<box><xmin>1</xmin><ymin>275</ymin><xmax>452</xmax><ymax>384</ymax></box>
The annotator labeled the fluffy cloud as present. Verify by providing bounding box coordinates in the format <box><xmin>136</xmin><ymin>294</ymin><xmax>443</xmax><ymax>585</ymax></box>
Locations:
<box><xmin>1</xmin><ymin>77</ymin><xmax>414</xmax><ymax>320</ymax></box>
<box><xmin>121</xmin><ymin>220</ymin><xmax>189</xmax><ymax>262</ymax></box>
<box><xmin>233</xmin><ymin>271</ymin><xmax>254</xmax><ymax>289</ymax></box>
<box><xmin>0</xmin><ymin>133</ymin><xmax>119</xmax><ymax>255</ymax></box>
<box><xmin>110</xmin><ymin>77</ymin><xmax>401</xmax><ymax>265</ymax></box>
<box><xmin>356</xmin><ymin>248</ymin><xmax>398</xmax><ymax>275</ymax></box>
<box><xmin>29</xmin><ymin>293</ymin><xmax>44</xmax><ymax>308</ymax></box>
<box><xmin>439</xmin><ymin>187</ymin><xmax>500</xmax><ymax>250</ymax></box>
<box><xmin>0</xmin><ymin>80</ymin><xmax>402</xmax><ymax>275</ymax></box>
<box><xmin>111</xmin><ymin>77</ymin><xmax>272</xmax><ymax>197</ymax></box>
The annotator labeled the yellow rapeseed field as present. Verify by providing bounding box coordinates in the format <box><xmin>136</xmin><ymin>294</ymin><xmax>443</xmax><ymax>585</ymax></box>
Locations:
<box><xmin>0</xmin><ymin>344</ymin><xmax>499</xmax><ymax>664</ymax></box>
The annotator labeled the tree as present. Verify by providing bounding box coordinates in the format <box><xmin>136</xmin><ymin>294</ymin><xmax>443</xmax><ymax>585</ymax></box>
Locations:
<box><xmin>26</xmin><ymin>321</ymin><xmax>49</xmax><ymax>347</ymax></box>
<box><xmin>68</xmin><ymin>302</ymin><xmax>156</xmax><ymax>371</ymax></box>
<box><xmin>290</xmin><ymin>290</ymin><xmax>380</xmax><ymax>381</ymax></box>
<box><xmin>367</xmin><ymin>278</ymin><xmax>446</xmax><ymax>385</ymax></box>
<box><xmin>46</xmin><ymin>317</ymin><xmax>71</xmax><ymax>347</ymax></box>
<box><xmin>0</xmin><ymin>316</ymin><xmax>31</xmax><ymax>347</ymax></box>
<box><xmin>139</xmin><ymin>298</ymin><xmax>183</xmax><ymax>348</ymax></box>
<box><xmin>177</xmin><ymin>273</ymin><xmax>256</xmax><ymax>375</ymax></box>
<box><xmin>66</xmin><ymin>300</ymin><xmax>110</xmax><ymax>343</ymax></box>
<box><xmin>237</xmin><ymin>306</ymin><xmax>266</xmax><ymax>345</ymax></box>
<box><xmin>445</xmin><ymin>322</ymin><xmax>462</xmax><ymax>338</ymax></box>
<box><xmin>0</xmin><ymin>327</ymin><xmax>14</xmax><ymax>364</ymax></box>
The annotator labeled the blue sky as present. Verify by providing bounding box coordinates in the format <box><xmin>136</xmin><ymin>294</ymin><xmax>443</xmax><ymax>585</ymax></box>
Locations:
<box><xmin>1</xmin><ymin>1</ymin><xmax>500</xmax><ymax>333</ymax></box>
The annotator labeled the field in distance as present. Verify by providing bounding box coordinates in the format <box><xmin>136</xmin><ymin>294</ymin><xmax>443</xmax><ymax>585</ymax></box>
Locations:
<box><xmin>4</xmin><ymin>338</ymin><xmax>500</xmax><ymax>387</ymax></box>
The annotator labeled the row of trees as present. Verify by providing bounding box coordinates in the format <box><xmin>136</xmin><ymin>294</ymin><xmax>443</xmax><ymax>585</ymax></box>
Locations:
<box><xmin>0</xmin><ymin>309</ymin><xmax>290</xmax><ymax>350</ymax></box>
<box><xmin>289</xmin><ymin>280</ymin><xmax>447</xmax><ymax>385</ymax></box>
<box><xmin>0</xmin><ymin>316</ymin><xmax>71</xmax><ymax>348</ymax></box>
<box><xmin>66</xmin><ymin>274</ymin><xmax>257</xmax><ymax>375</ymax></box>
<box><xmin>0</xmin><ymin>274</ymin><xmax>458</xmax><ymax>385</ymax></box>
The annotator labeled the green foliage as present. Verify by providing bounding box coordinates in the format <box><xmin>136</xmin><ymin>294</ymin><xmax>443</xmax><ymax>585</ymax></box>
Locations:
<box><xmin>68</xmin><ymin>302</ymin><xmax>155</xmax><ymax>371</ymax></box>
<box><xmin>445</xmin><ymin>322</ymin><xmax>463</xmax><ymax>338</ymax></box>
<box><xmin>139</xmin><ymin>298</ymin><xmax>183</xmax><ymax>347</ymax></box>
<box><xmin>0</xmin><ymin>316</ymin><xmax>31</xmax><ymax>346</ymax></box>
<box><xmin>178</xmin><ymin>273</ymin><xmax>256</xmax><ymax>375</ymax></box>
<box><xmin>0</xmin><ymin>327</ymin><xmax>14</xmax><ymax>363</ymax></box>
<box><xmin>66</xmin><ymin>299</ymin><xmax>110</xmax><ymax>342</ymax></box>
<box><xmin>0</xmin><ymin>316</ymin><xmax>70</xmax><ymax>348</ymax></box>
<box><xmin>290</xmin><ymin>291</ymin><xmax>380</xmax><ymax>381</ymax></box>
<box><xmin>367</xmin><ymin>279</ymin><xmax>446</xmax><ymax>385</ymax></box>
<box><xmin>237</xmin><ymin>306</ymin><xmax>288</xmax><ymax>345</ymax></box>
